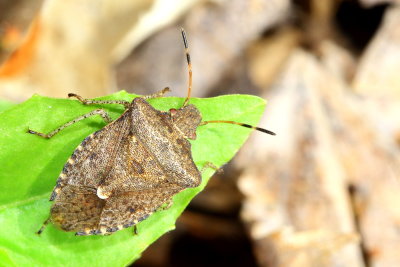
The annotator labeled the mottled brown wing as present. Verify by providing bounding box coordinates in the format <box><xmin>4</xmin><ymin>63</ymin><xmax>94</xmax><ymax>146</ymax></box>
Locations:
<box><xmin>97</xmin><ymin>183</ymin><xmax>182</xmax><ymax>234</ymax></box>
<box><xmin>95</xmin><ymin>130</ymin><xmax>170</xmax><ymax>195</ymax></box>
<box><xmin>50</xmin><ymin>107</ymin><xmax>170</xmax><ymax>201</ymax></box>
<box><xmin>50</xmin><ymin>183</ymin><xmax>182</xmax><ymax>235</ymax></box>
<box><xmin>54</xmin><ymin>110</ymin><xmax>132</xmax><ymax>190</ymax></box>
<box><xmin>50</xmin><ymin>185</ymin><xmax>105</xmax><ymax>232</ymax></box>
<box><xmin>94</xmin><ymin>98</ymin><xmax>202</xmax><ymax>197</ymax></box>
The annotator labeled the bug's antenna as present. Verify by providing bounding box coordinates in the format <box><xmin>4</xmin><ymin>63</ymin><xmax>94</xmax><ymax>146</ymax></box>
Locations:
<box><xmin>200</xmin><ymin>120</ymin><xmax>276</xmax><ymax>135</ymax></box>
<box><xmin>179</xmin><ymin>29</ymin><xmax>275</xmax><ymax>137</ymax></box>
<box><xmin>181</xmin><ymin>28</ymin><xmax>192</xmax><ymax>107</ymax></box>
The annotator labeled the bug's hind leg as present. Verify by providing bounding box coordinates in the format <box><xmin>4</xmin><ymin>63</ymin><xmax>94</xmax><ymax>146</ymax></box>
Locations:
<box><xmin>36</xmin><ymin>217</ymin><xmax>51</xmax><ymax>235</ymax></box>
<box><xmin>133</xmin><ymin>225</ymin><xmax>138</xmax><ymax>235</ymax></box>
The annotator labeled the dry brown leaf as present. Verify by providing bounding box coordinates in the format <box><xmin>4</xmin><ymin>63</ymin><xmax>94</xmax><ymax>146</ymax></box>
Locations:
<box><xmin>353</xmin><ymin>6</ymin><xmax>400</xmax><ymax>99</ymax></box>
<box><xmin>358</xmin><ymin>0</ymin><xmax>400</xmax><ymax>8</ymax></box>
<box><xmin>116</xmin><ymin>0</ymin><xmax>291</xmax><ymax>98</ymax></box>
<box><xmin>247</xmin><ymin>26</ymin><xmax>301</xmax><ymax>89</ymax></box>
<box><xmin>0</xmin><ymin>0</ymin><xmax>203</xmax><ymax>102</ymax></box>
<box><xmin>236</xmin><ymin>47</ymin><xmax>400</xmax><ymax>266</ymax></box>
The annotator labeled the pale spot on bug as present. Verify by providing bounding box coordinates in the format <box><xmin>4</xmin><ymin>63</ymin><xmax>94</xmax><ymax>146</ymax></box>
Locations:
<box><xmin>68</xmin><ymin>158</ymin><xmax>75</xmax><ymax>164</ymax></box>
<box><xmin>97</xmin><ymin>186</ymin><xmax>111</xmax><ymax>199</ymax></box>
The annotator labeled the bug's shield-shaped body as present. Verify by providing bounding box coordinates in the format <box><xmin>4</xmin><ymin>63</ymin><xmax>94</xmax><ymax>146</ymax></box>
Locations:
<box><xmin>50</xmin><ymin>97</ymin><xmax>202</xmax><ymax>235</ymax></box>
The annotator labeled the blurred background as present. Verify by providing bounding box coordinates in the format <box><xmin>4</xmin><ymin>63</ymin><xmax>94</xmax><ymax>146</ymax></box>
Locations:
<box><xmin>1</xmin><ymin>0</ymin><xmax>400</xmax><ymax>266</ymax></box>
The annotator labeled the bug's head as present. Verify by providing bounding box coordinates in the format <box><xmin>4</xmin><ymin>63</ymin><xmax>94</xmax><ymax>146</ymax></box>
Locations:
<box><xmin>170</xmin><ymin>104</ymin><xmax>201</xmax><ymax>140</ymax></box>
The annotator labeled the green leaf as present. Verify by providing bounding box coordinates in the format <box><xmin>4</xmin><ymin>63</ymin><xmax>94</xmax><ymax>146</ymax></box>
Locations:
<box><xmin>0</xmin><ymin>91</ymin><xmax>266</xmax><ymax>267</ymax></box>
<box><xmin>0</xmin><ymin>99</ymin><xmax>15</xmax><ymax>114</ymax></box>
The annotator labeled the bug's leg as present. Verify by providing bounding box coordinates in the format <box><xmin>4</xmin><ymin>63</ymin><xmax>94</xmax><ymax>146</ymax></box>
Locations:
<box><xmin>36</xmin><ymin>217</ymin><xmax>51</xmax><ymax>235</ymax></box>
<box><xmin>133</xmin><ymin>225</ymin><xmax>138</xmax><ymax>235</ymax></box>
<box><xmin>27</xmin><ymin>109</ymin><xmax>112</xmax><ymax>139</ymax></box>
<box><xmin>201</xmin><ymin>162</ymin><xmax>222</xmax><ymax>174</ymax></box>
<box><xmin>142</xmin><ymin>87</ymin><xmax>171</xmax><ymax>100</ymax></box>
<box><xmin>69</xmin><ymin>87</ymin><xmax>170</xmax><ymax>107</ymax></box>
<box><xmin>68</xmin><ymin>93</ymin><xmax>131</xmax><ymax>108</ymax></box>
<box><xmin>157</xmin><ymin>199</ymin><xmax>173</xmax><ymax>212</ymax></box>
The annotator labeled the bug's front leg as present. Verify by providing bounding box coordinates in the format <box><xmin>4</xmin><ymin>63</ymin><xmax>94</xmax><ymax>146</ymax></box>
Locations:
<box><xmin>27</xmin><ymin>109</ymin><xmax>112</xmax><ymax>139</ymax></box>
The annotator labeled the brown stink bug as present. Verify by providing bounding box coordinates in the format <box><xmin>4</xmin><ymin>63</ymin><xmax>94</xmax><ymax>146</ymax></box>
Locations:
<box><xmin>28</xmin><ymin>29</ymin><xmax>275</xmax><ymax>236</ymax></box>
